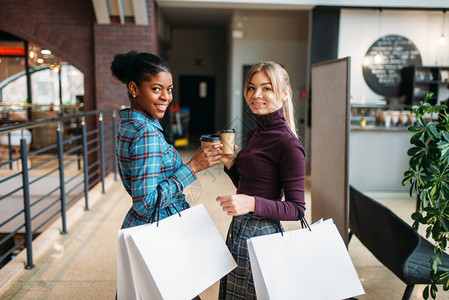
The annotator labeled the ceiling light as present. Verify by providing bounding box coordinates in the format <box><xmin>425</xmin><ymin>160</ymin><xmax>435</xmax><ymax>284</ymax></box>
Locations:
<box><xmin>378</xmin><ymin>8</ymin><xmax>383</xmax><ymax>38</ymax></box>
<box><xmin>374</xmin><ymin>54</ymin><xmax>382</xmax><ymax>64</ymax></box>
<box><xmin>41</xmin><ymin>49</ymin><xmax>51</xmax><ymax>55</ymax></box>
<box><xmin>440</xmin><ymin>10</ymin><xmax>447</xmax><ymax>45</ymax></box>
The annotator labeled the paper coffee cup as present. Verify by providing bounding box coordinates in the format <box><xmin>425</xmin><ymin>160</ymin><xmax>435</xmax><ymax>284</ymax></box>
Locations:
<box><xmin>217</xmin><ymin>129</ymin><xmax>236</xmax><ymax>154</ymax></box>
<box><xmin>199</xmin><ymin>134</ymin><xmax>221</xmax><ymax>148</ymax></box>
<box><xmin>384</xmin><ymin>115</ymin><xmax>391</xmax><ymax>128</ymax></box>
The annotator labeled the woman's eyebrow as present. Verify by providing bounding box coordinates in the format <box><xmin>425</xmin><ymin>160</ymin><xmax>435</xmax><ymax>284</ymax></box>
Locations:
<box><xmin>248</xmin><ymin>82</ymin><xmax>271</xmax><ymax>86</ymax></box>
<box><xmin>152</xmin><ymin>82</ymin><xmax>174</xmax><ymax>87</ymax></box>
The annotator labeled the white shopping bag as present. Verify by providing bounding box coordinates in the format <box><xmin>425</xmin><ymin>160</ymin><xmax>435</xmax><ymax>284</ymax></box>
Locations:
<box><xmin>117</xmin><ymin>225</ymin><xmax>145</xmax><ymax>300</ymax></box>
<box><xmin>117</xmin><ymin>204</ymin><xmax>237</xmax><ymax>300</ymax></box>
<box><xmin>248</xmin><ymin>219</ymin><xmax>364</xmax><ymax>300</ymax></box>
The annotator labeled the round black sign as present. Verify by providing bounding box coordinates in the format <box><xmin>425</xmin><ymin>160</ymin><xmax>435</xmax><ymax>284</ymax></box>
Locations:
<box><xmin>362</xmin><ymin>35</ymin><xmax>422</xmax><ymax>97</ymax></box>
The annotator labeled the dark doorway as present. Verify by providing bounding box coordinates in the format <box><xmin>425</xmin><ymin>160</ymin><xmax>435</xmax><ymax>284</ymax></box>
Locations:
<box><xmin>179</xmin><ymin>76</ymin><xmax>215</xmax><ymax>141</ymax></box>
<box><xmin>241</xmin><ymin>65</ymin><xmax>255</xmax><ymax>147</ymax></box>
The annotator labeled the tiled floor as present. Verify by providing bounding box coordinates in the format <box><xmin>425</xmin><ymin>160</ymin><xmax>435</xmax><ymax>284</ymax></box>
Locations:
<box><xmin>0</xmin><ymin>148</ymin><xmax>448</xmax><ymax>300</ymax></box>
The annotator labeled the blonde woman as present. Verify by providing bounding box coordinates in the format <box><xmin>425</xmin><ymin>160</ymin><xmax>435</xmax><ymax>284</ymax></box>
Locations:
<box><xmin>217</xmin><ymin>61</ymin><xmax>306</xmax><ymax>299</ymax></box>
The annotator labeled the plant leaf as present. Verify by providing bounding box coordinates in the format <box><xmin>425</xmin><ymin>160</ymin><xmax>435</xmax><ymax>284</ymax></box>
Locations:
<box><xmin>434</xmin><ymin>104</ymin><xmax>448</xmax><ymax>113</ymax></box>
<box><xmin>428</xmin><ymin>123</ymin><xmax>440</xmax><ymax>140</ymax></box>
<box><xmin>437</xmin><ymin>140</ymin><xmax>449</xmax><ymax>160</ymax></box>
<box><xmin>411</xmin><ymin>131</ymin><xmax>424</xmax><ymax>145</ymax></box>
<box><xmin>424</xmin><ymin>92</ymin><xmax>435</xmax><ymax>101</ymax></box>
<box><xmin>442</xmin><ymin>131</ymin><xmax>449</xmax><ymax>142</ymax></box>
<box><xmin>424</xmin><ymin>285</ymin><xmax>429</xmax><ymax>299</ymax></box>
<box><xmin>409</xmin><ymin>126</ymin><xmax>423</xmax><ymax>132</ymax></box>
<box><xmin>431</xmin><ymin>284</ymin><xmax>437</xmax><ymax>299</ymax></box>
<box><xmin>407</xmin><ymin>147</ymin><xmax>422</xmax><ymax>156</ymax></box>
<box><xmin>442</xmin><ymin>218</ymin><xmax>449</xmax><ymax>232</ymax></box>
<box><xmin>402</xmin><ymin>176</ymin><xmax>412</xmax><ymax>186</ymax></box>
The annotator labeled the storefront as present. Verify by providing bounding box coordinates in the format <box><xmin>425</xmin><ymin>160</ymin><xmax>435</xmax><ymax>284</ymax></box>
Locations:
<box><xmin>338</xmin><ymin>9</ymin><xmax>449</xmax><ymax>191</ymax></box>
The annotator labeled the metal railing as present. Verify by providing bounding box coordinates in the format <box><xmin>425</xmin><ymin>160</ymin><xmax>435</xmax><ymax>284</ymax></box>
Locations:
<box><xmin>0</xmin><ymin>107</ymin><xmax>119</xmax><ymax>269</ymax></box>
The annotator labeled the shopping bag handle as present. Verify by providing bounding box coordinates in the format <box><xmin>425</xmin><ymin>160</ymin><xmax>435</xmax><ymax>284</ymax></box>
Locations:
<box><xmin>279</xmin><ymin>203</ymin><xmax>311</xmax><ymax>237</ymax></box>
<box><xmin>148</xmin><ymin>186</ymin><xmax>163</xmax><ymax>225</ymax></box>
<box><xmin>165</xmin><ymin>204</ymin><xmax>181</xmax><ymax>218</ymax></box>
<box><xmin>293</xmin><ymin>203</ymin><xmax>311</xmax><ymax>232</ymax></box>
<box><xmin>148</xmin><ymin>186</ymin><xmax>182</xmax><ymax>227</ymax></box>
<box><xmin>278</xmin><ymin>202</ymin><xmax>312</xmax><ymax>236</ymax></box>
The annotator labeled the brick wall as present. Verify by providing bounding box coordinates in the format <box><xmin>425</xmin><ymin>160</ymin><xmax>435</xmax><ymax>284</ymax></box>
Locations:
<box><xmin>0</xmin><ymin>0</ymin><xmax>158</xmax><ymax>111</ymax></box>
<box><xmin>94</xmin><ymin>0</ymin><xmax>158</xmax><ymax>110</ymax></box>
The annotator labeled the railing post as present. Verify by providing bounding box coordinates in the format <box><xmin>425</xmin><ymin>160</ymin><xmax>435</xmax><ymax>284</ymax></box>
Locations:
<box><xmin>112</xmin><ymin>110</ymin><xmax>118</xmax><ymax>181</ymax></box>
<box><xmin>99</xmin><ymin>113</ymin><xmax>105</xmax><ymax>194</ymax></box>
<box><xmin>81</xmin><ymin>117</ymin><xmax>89</xmax><ymax>211</ymax></box>
<box><xmin>76</xmin><ymin>117</ymin><xmax>82</xmax><ymax>170</ymax></box>
<box><xmin>20</xmin><ymin>134</ymin><xmax>34</xmax><ymax>269</ymax></box>
<box><xmin>56</xmin><ymin>122</ymin><xmax>67</xmax><ymax>234</ymax></box>
<box><xmin>7</xmin><ymin>111</ymin><xmax>13</xmax><ymax>170</ymax></box>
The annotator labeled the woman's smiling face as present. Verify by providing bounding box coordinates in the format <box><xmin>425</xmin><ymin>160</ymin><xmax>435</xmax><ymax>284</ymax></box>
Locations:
<box><xmin>130</xmin><ymin>71</ymin><xmax>173</xmax><ymax>119</ymax></box>
<box><xmin>245</xmin><ymin>71</ymin><xmax>283</xmax><ymax>116</ymax></box>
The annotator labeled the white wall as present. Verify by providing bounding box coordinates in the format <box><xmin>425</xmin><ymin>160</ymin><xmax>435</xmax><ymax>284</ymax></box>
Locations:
<box><xmin>339</xmin><ymin>9</ymin><xmax>449</xmax><ymax>102</ymax></box>
<box><xmin>228</xmin><ymin>9</ymin><xmax>309</xmax><ymax>144</ymax></box>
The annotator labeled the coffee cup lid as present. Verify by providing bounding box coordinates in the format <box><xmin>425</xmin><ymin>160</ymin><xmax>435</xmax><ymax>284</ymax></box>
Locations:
<box><xmin>199</xmin><ymin>134</ymin><xmax>221</xmax><ymax>142</ymax></box>
<box><xmin>216</xmin><ymin>129</ymin><xmax>236</xmax><ymax>134</ymax></box>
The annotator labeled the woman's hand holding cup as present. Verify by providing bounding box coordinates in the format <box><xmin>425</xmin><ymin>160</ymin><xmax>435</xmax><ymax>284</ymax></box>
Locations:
<box><xmin>217</xmin><ymin>129</ymin><xmax>235</xmax><ymax>155</ymax></box>
<box><xmin>188</xmin><ymin>134</ymin><xmax>222</xmax><ymax>173</ymax></box>
<box><xmin>216</xmin><ymin>129</ymin><xmax>236</xmax><ymax>169</ymax></box>
<box><xmin>220</xmin><ymin>145</ymin><xmax>238</xmax><ymax>169</ymax></box>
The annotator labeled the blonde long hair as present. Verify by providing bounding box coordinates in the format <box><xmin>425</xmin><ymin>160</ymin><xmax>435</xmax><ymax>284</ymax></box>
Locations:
<box><xmin>244</xmin><ymin>61</ymin><xmax>298</xmax><ymax>139</ymax></box>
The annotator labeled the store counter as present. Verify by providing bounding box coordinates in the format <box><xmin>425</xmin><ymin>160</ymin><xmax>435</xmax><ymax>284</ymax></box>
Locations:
<box><xmin>349</xmin><ymin>125</ymin><xmax>413</xmax><ymax>192</ymax></box>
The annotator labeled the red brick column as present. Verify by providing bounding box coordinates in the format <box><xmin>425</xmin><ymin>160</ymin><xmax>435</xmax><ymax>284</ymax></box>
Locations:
<box><xmin>94</xmin><ymin>0</ymin><xmax>159</xmax><ymax>110</ymax></box>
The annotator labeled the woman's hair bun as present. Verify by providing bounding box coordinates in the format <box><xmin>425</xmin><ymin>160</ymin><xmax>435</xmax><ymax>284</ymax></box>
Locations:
<box><xmin>110</xmin><ymin>51</ymin><xmax>138</xmax><ymax>83</ymax></box>
<box><xmin>110</xmin><ymin>50</ymin><xmax>170</xmax><ymax>90</ymax></box>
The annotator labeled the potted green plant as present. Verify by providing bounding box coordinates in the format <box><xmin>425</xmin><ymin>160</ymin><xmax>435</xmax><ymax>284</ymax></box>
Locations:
<box><xmin>402</xmin><ymin>93</ymin><xmax>449</xmax><ymax>299</ymax></box>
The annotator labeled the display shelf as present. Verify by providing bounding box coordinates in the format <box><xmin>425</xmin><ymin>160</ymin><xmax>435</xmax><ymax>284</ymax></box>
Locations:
<box><xmin>401</xmin><ymin>65</ymin><xmax>449</xmax><ymax>105</ymax></box>
<box><xmin>350</xmin><ymin>103</ymin><xmax>413</xmax><ymax>129</ymax></box>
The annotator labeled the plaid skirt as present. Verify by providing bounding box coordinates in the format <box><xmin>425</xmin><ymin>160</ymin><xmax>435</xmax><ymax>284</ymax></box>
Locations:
<box><xmin>218</xmin><ymin>214</ymin><xmax>283</xmax><ymax>300</ymax></box>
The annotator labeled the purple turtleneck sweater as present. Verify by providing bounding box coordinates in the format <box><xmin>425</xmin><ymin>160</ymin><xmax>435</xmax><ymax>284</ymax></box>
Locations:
<box><xmin>225</xmin><ymin>108</ymin><xmax>306</xmax><ymax>221</ymax></box>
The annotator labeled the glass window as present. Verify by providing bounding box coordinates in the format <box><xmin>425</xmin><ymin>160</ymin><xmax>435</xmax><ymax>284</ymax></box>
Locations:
<box><xmin>0</xmin><ymin>43</ymin><xmax>84</xmax><ymax>106</ymax></box>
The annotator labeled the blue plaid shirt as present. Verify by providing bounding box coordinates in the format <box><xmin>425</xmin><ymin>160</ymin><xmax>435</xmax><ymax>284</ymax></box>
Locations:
<box><xmin>117</xmin><ymin>109</ymin><xmax>196</xmax><ymax>228</ymax></box>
